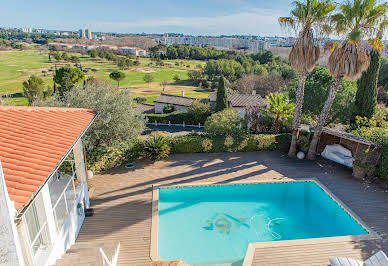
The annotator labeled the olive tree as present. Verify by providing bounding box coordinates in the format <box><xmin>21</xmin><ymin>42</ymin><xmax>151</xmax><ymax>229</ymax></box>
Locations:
<box><xmin>33</xmin><ymin>80</ymin><xmax>145</xmax><ymax>151</ymax></box>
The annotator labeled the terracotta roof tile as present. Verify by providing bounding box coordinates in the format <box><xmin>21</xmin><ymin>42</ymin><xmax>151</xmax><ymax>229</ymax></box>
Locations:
<box><xmin>0</xmin><ymin>106</ymin><xmax>97</xmax><ymax>211</ymax></box>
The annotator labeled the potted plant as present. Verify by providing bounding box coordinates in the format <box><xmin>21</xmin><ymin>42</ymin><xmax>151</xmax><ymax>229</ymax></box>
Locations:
<box><xmin>352</xmin><ymin>150</ymin><xmax>375</xmax><ymax>180</ymax></box>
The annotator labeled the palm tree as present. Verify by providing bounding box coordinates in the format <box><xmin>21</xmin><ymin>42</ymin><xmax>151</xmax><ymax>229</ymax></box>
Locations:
<box><xmin>279</xmin><ymin>0</ymin><xmax>335</xmax><ymax>157</ymax></box>
<box><xmin>265</xmin><ymin>93</ymin><xmax>295</xmax><ymax>133</ymax></box>
<box><xmin>306</xmin><ymin>0</ymin><xmax>387</xmax><ymax>160</ymax></box>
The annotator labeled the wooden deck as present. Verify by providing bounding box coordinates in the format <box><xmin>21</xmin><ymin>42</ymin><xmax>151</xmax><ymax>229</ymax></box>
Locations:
<box><xmin>55</xmin><ymin>151</ymin><xmax>388</xmax><ymax>266</ymax></box>
<box><xmin>245</xmin><ymin>237</ymin><xmax>373</xmax><ymax>266</ymax></box>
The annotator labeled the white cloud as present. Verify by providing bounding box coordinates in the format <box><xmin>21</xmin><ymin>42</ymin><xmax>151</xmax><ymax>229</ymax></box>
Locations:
<box><xmin>94</xmin><ymin>8</ymin><xmax>287</xmax><ymax>36</ymax></box>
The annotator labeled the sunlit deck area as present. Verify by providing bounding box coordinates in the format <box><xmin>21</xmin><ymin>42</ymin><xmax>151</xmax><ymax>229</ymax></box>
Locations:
<box><xmin>55</xmin><ymin>151</ymin><xmax>388</xmax><ymax>266</ymax></box>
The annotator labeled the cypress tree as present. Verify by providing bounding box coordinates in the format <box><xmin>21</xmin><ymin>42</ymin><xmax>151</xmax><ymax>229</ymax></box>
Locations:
<box><xmin>353</xmin><ymin>49</ymin><xmax>381</xmax><ymax>122</ymax></box>
<box><xmin>215</xmin><ymin>76</ymin><xmax>228</xmax><ymax>112</ymax></box>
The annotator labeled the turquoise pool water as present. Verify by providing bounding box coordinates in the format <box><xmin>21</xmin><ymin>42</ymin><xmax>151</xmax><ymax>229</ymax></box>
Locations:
<box><xmin>158</xmin><ymin>181</ymin><xmax>368</xmax><ymax>265</ymax></box>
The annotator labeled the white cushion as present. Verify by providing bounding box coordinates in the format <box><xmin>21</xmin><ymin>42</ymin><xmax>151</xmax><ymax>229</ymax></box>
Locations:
<box><xmin>329</xmin><ymin>257</ymin><xmax>363</xmax><ymax>266</ymax></box>
<box><xmin>330</xmin><ymin>251</ymin><xmax>388</xmax><ymax>266</ymax></box>
<box><xmin>365</xmin><ymin>251</ymin><xmax>388</xmax><ymax>266</ymax></box>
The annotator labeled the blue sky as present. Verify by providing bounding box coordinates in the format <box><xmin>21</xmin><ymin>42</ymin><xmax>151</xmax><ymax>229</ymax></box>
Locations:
<box><xmin>0</xmin><ymin>0</ymin><xmax>293</xmax><ymax>36</ymax></box>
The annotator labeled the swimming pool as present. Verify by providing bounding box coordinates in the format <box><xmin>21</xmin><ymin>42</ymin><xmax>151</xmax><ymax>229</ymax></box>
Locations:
<box><xmin>152</xmin><ymin>180</ymin><xmax>370</xmax><ymax>265</ymax></box>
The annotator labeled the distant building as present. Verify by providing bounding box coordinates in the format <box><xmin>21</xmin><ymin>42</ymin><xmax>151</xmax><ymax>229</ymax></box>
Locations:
<box><xmin>159</xmin><ymin>36</ymin><xmax>270</xmax><ymax>52</ymax></box>
<box><xmin>79</xmin><ymin>29</ymin><xmax>86</xmax><ymax>39</ymax></box>
<box><xmin>154</xmin><ymin>92</ymin><xmax>207</xmax><ymax>114</ymax></box>
<box><xmin>208</xmin><ymin>92</ymin><xmax>267</xmax><ymax>118</ymax></box>
<box><xmin>153</xmin><ymin>91</ymin><xmax>267</xmax><ymax>117</ymax></box>
<box><xmin>118</xmin><ymin>47</ymin><xmax>147</xmax><ymax>56</ymax></box>
<box><xmin>21</xmin><ymin>28</ymin><xmax>32</xmax><ymax>33</ymax></box>
<box><xmin>85</xmin><ymin>29</ymin><xmax>92</xmax><ymax>40</ymax></box>
<box><xmin>135</xmin><ymin>104</ymin><xmax>155</xmax><ymax>114</ymax></box>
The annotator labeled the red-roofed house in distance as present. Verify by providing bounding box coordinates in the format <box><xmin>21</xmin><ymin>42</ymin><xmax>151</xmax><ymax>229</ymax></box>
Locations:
<box><xmin>0</xmin><ymin>106</ymin><xmax>97</xmax><ymax>266</ymax></box>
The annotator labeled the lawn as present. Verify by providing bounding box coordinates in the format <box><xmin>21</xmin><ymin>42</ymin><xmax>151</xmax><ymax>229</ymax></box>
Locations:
<box><xmin>0</xmin><ymin>49</ymin><xmax>211</xmax><ymax>106</ymax></box>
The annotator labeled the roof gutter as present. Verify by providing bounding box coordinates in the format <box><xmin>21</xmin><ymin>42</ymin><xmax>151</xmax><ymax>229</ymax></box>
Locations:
<box><xmin>15</xmin><ymin>112</ymin><xmax>98</xmax><ymax>219</ymax></box>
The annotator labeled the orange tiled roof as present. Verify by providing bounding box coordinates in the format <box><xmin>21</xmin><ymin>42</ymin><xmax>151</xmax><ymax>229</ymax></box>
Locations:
<box><xmin>0</xmin><ymin>106</ymin><xmax>97</xmax><ymax>211</ymax></box>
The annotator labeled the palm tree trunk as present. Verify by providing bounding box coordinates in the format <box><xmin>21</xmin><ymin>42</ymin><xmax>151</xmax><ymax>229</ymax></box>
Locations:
<box><xmin>288</xmin><ymin>70</ymin><xmax>307</xmax><ymax>158</ymax></box>
<box><xmin>273</xmin><ymin>115</ymin><xmax>281</xmax><ymax>133</ymax></box>
<box><xmin>306</xmin><ymin>76</ymin><xmax>342</xmax><ymax>160</ymax></box>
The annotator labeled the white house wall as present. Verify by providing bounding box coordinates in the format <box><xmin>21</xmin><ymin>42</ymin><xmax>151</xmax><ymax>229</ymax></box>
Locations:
<box><xmin>231</xmin><ymin>107</ymin><xmax>246</xmax><ymax>118</ymax></box>
<box><xmin>0</xmin><ymin>161</ymin><xmax>25</xmax><ymax>266</ymax></box>
<box><xmin>154</xmin><ymin>103</ymin><xmax>164</xmax><ymax>114</ymax></box>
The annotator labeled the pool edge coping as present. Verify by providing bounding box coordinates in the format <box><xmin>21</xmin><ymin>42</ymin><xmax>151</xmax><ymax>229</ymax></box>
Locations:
<box><xmin>150</xmin><ymin>178</ymin><xmax>380</xmax><ymax>264</ymax></box>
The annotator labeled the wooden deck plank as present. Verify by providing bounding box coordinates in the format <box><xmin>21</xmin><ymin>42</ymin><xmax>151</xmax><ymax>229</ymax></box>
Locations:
<box><xmin>54</xmin><ymin>151</ymin><xmax>388</xmax><ymax>265</ymax></box>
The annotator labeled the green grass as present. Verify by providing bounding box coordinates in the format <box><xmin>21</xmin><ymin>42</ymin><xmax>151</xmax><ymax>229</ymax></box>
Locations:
<box><xmin>0</xmin><ymin>50</ymin><xmax>52</xmax><ymax>95</ymax></box>
<box><xmin>0</xmin><ymin>49</ymin><xmax>211</xmax><ymax>106</ymax></box>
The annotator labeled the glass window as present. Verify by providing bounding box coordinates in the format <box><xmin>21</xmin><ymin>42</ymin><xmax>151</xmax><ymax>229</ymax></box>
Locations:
<box><xmin>48</xmin><ymin>142</ymin><xmax>87</xmax><ymax>233</ymax></box>
<box><xmin>24</xmin><ymin>193</ymin><xmax>51</xmax><ymax>256</ymax></box>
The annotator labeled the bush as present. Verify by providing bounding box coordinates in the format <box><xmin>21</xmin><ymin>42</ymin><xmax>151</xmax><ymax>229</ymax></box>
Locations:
<box><xmin>297</xmin><ymin>134</ymin><xmax>310</xmax><ymax>153</ymax></box>
<box><xmin>169</xmin><ymin>133</ymin><xmax>291</xmax><ymax>153</ymax></box>
<box><xmin>88</xmin><ymin>133</ymin><xmax>292</xmax><ymax>172</ymax></box>
<box><xmin>147</xmin><ymin>112</ymin><xmax>189</xmax><ymax>124</ymax></box>
<box><xmin>205</xmin><ymin>109</ymin><xmax>248</xmax><ymax>137</ymax></box>
<box><xmin>146</xmin><ymin>102</ymin><xmax>211</xmax><ymax>125</ymax></box>
<box><xmin>163</xmin><ymin>104</ymin><xmax>175</xmax><ymax>114</ymax></box>
<box><xmin>376</xmin><ymin>142</ymin><xmax>388</xmax><ymax>180</ymax></box>
<box><xmin>352</xmin><ymin>109</ymin><xmax>388</xmax><ymax>180</ymax></box>
<box><xmin>87</xmin><ymin>139</ymin><xmax>142</xmax><ymax>172</ymax></box>
<box><xmin>246</xmin><ymin>109</ymin><xmax>291</xmax><ymax>134</ymax></box>
<box><xmin>187</xmin><ymin>101</ymin><xmax>211</xmax><ymax>124</ymax></box>
<box><xmin>143</xmin><ymin>135</ymin><xmax>170</xmax><ymax>161</ymax></box>
<box><xmin>169</xmin><ymin>135</ymin><xmax>203</xmax><ymax>153</ymax></box>
<box><xmin>202</xmin><ymin>138</ymin><xmax>213</xmax><ymax>152</ymax></box>
<box><xmin>134</xmin><ymin>96</ymin><xmax>147</xmax><ymax>104</ymax></box>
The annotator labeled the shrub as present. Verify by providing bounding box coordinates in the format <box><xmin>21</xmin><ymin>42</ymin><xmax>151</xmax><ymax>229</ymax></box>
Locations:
<box><xmin>150</xmin><ymin>131</ymin><xmax>169</xmax><ymax>138</ymax></box>
<box><xmin>88</xmin><ymin>133</ymin><xmax>292</xmax><ymax>172</ymax></box>
<box><xmin>205</xmin><ymin>109</ymin><xmax>248</xmax><ymax>137</ymax></box>
<box><xmin>170</xmin><ymin>133</ymin><xmax>291</xmax><ymax>154</ymax></box>
<box><xmin>143</xmin><ymin>135</ymin><xmax>170</xmax><ymax>161</ymax></box>
<box><xmin>202</xmin><ymin>138</ymin><xmax>213</xmax><ymax>152</ymax></box>
<box><xmin>187</xmin><ymin>101</ymin><xmax>211</xmax><ymax>125</ymax></box>
<box><xmin>134</xmin><ymin>96</ymin><xmax>147</xmax><ymax>104</ymax></box>
<box><xmin>376</xmin><ymin>142</ymin><xmax>388</xmax><ymax>180</ymax></box>
<box><xmin>224</xmin><ymin>136</ymin><xmax>234</xmax><ymax>150</ymax></box>
<box><xmin>169</xmin><ymin>135</ymin><xmax>203</xmax><ymax>153</ymax></box>
<box><xmin>352</xmin><ymin>108</ymin><xmax>388</xmax><ymax>180</ymax></box>
<box><xmin>247</xmin><ymin>109</ymin><xmax>291</xmax><ymax>134</ymax></box>
<box><xmin>163</xmin><ymin>104</ymin><xmax>175</xmax><ymax>114</ymax></box>
<box><xmin>87</xmin><ymin>139</ymin><xmax>142</xmax><ymax>173</ymax></box>
<box><xmin>146</xmin><ymin>102</ymin><xmax>211</xmax><ymax>125</ymax></box>
<box><xmin>147</xmin><ymin>112</ymin><xmax>188</xmax><ymax>124</ymax></box>
<box><xmin>297</xmin><ymin>134</ymin><xmax>310</xmax><ymax>153</ymax></box>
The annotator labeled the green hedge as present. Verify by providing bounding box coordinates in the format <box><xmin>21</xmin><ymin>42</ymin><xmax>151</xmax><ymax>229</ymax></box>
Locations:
<box><xmin>375</xmin><ymin>143</ymin><xmax>388</xmax><ymax>181</ymax></box>
<box><xmin>146</xmin><ymin>112</ymin><xmax>207</xmax><ymax>125</ymax></box>
<box><xmin>169</xmin><ymin>134</ymin><xmax>291</xmax><ymax>154</ymax></box>
<box><xmin>87</xmin><ymin>133</ymin><xmax>291</xmax><ymax>172</ymax></box>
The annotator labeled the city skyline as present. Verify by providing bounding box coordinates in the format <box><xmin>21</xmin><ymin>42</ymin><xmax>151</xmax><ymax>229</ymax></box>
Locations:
<box><xmin>1</xmin><ymin>0</ymin><xmax>296</xmax><ymax>36</ymax></box>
